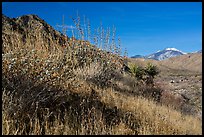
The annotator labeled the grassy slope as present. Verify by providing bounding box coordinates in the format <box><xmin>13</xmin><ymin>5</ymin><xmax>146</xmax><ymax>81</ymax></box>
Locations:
<box><xmin>2</xmin><ymin>37</ymin><xmax>202</xmax><ymax>135</ymax></box>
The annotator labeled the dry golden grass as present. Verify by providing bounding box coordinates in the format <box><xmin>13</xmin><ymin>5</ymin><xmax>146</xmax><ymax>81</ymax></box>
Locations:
<box><xmin>99</xmin><ymin>89</ymin><xmax>202</xmax><ymax>135</ymax></box>
<box><xmin>2</xmin><ymin>32</ymin><xmax>202</xmax><ymax>135</ymax></box>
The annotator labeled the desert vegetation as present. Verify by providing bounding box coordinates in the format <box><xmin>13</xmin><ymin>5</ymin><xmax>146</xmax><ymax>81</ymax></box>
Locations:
<box><xmin>2</xmin><ymin>13</ymin><xmax>202</xmax><ymax>135</ymax></box>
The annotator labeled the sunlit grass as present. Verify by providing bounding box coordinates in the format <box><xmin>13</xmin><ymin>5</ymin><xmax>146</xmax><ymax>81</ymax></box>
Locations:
<box><xmin>2</xmin><ymin>14</ymin><xmax>202</xmax><ymax>135</ymax></box>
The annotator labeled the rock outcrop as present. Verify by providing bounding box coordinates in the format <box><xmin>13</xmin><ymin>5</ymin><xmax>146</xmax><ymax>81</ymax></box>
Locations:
<box><xmin>2</xmin><ymin>14</ymin><xmax>68</xmax><ymax>53</ymax></box>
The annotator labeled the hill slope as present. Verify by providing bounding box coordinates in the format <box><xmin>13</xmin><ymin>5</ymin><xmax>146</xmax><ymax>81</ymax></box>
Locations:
<box><xmin>2</xmin><ymin>14</ymin><xmax>68</xmax><ymax>53</ymax></box>
<box><xmin>129</xmin><ymin>52</ymin><xmax>202</xmax><ymax>119</ymax></box>
<box><xmin>2</xmin><ymin>14</ymin><xmax>202</xmax><ymax>135</ymax></box>
<box><xmin>160</xmin><ymin>52</ymin><xmax>202</xmax><ymax>73</ymax></box>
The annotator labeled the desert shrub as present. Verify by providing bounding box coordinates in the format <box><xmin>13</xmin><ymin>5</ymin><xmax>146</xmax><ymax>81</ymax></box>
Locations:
<box><xmin>129</xmin><ymin>64</ymin><xmax>144</xmax><ymax>80</ymax></box>
<box><xmin>127</xmin><ymin>63</ymin><xmax>162</xmax><ymax>101</ymax></box>
<box><xmin>144</xmin><ymin>63</ymin><xmax>159</xmax><ymax>85</ymax></box>
<box><xmin>128</xmin><ymin>63</ymin><xmax>159</xmax><ymax>86</ymax></box>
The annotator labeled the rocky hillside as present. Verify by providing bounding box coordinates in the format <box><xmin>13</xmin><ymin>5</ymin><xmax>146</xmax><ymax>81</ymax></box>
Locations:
<box><xmin>2</xmin><ymin>14</ymin><xmax>69</xmax><ymax>53</ymax></box>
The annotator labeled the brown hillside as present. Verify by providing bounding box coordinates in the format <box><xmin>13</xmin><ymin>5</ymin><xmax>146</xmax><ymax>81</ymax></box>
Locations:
<box><xmin>129</xmin><ymin>52</ymin><xmax>202</xmax><ymax>74</ymax></box>
<box><xmin>160</xmin><ymin>53</ymin><xmax>202</xmax><ymax>73</ymax></box>
<box><xmin>2</xmin><ymin>14</ymin><xmax>202</xmax><ymax>135</ymax></box>
<box><xmin>2</xmin><ymin>14</ymin><xmax>68</xmax><ymax>53</ymax></box>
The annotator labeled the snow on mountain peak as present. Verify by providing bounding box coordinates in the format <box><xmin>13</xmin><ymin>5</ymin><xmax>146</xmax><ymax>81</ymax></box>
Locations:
<box><xmin>145</xmin><ymin>47</ymin><xmax>187</xmax><ymax>60</ymax></box>
<box><xmin>156</xmin><ymin>50</ymin><xmax>161</xmax><ymax>53</ymax></box>
<box><xmin>165</xmin><ymin>48</ymin><xmax>187</xmax><ymax>54</ymax></box>
<box><xmin>165</xmin><ymin>48</ymin><xmax>179</xmax><ymax>51</ymax></box>
<box><xmin>131</xmin><ymin>47</ymin><xmax>190</xmax><ymax>60</ymax></box>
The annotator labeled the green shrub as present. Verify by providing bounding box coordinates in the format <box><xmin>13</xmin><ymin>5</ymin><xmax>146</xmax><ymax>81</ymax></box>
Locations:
<box><xmin>128</xmin><ymin>62</ymin><xmax>160</xmax><ymax>86</ymax></box>
<box><xmin>144</xmin><ymin>63</ymin><xmax>159</xmax><ymax>85</ymax></box>
<box><xmin>128</xmin><ymin>64</ymin><xmax>144</xmax><ymax>80</ymax></box>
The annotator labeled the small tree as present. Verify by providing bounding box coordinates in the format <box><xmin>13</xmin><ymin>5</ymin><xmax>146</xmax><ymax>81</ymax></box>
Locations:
<box><xmin>129</xmin><ymin>63</ymin><xmax>144</xmax><ymax>80</ymax></box>
<box><xmin>144</xmin><ymin>63</ymin><xmax>159</xmax><ymax>85</ymax></box>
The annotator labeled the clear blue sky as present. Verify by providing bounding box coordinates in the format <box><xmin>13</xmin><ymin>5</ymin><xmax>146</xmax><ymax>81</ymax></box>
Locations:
<box><xmin>2</xmin><ymin>2</ymin><xmax>202</xmax><ymax>57</ymax></box>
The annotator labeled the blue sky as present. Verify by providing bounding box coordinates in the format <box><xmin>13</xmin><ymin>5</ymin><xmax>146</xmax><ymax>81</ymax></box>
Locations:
<box><xmin>2</xmin><ymin>2</ymin><xmax>202</xmax><ymax>57</ymax></box>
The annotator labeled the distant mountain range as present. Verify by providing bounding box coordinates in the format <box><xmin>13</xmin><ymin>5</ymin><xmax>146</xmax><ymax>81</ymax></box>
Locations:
<box><xmin>131</xmin><ymin>48</ymin><xmax>202</xmax><ymax>61</ymax></box>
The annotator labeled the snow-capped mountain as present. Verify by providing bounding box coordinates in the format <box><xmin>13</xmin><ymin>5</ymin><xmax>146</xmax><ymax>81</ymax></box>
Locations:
<box><xmin>145</xmin><ymin>48</ymin><xmax>187</xmax><ymax>61</ymax></box>
<box><xmin>131</xmin><ymin>48</ymin><xmax>187</xmax><ymax>61</ymax></box>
